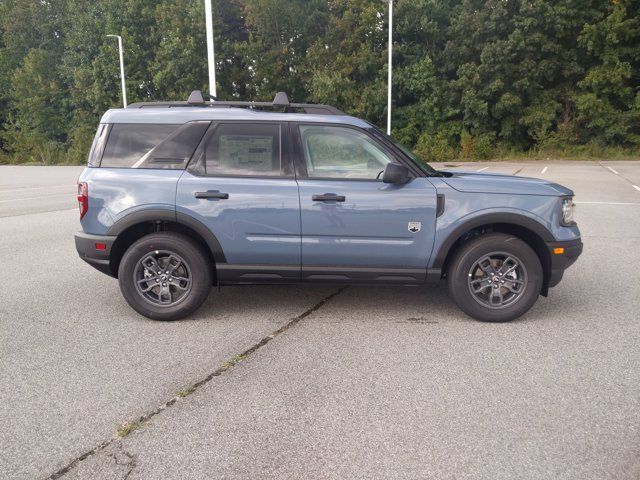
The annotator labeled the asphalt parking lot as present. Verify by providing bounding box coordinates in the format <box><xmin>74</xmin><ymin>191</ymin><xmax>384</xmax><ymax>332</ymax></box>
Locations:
<box><xmin>1</xmin><ymin>162</ymin><xmax>639</xmax><ymax>479</ymax></box>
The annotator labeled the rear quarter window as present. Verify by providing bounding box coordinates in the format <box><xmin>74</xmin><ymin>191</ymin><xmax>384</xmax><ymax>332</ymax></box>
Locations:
<box><xmin>100</xmin><ymin>122</ymin><xmax>209</xmax><ymax>169</ymax></box>
<box><xmin>87</xmin><ymin>124</ymin><xmax>109</xmax><ymax>167</ymax></box>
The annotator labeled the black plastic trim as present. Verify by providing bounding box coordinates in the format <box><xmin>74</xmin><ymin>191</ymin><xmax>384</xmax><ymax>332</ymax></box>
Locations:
<box><xmin>195</xmin><ymin>191</ymin><xmax>229</xmax><ymax>200</ymax></box>
<box><xmin>436</xmin><ymin>194</ymin><xmax>445</xmax><ymax>217</ymax></box>
<box><xmin>217</xmin><ymin>264</ymin><xmax>300</xmax><ymax>283</ymax></box>
<box><xmin>75</xmin><ymin>232</ymin><xmax>117</xmax><ymax>277</ymax></box>
<box><xmin>431</xmin><ymin>212</ymin><xmax>556</xmax><ymax>269</ymax></box>
<box><xmin>217</xmin><ymin>264</ymin><xmax>434</xmax><ymax>285</ymax></box>
<box><xmin>546</xmin><ymin>238</ymin><xmax>583</xmax><ymax>287</ymax></box>
<box><xmin>175</xmin><ymin>212</ymin><xmax>227</xmax><ymax>264</ymax></box>
<box><xmin>426</xmin><ymin>268</ymin><xmax>442</xmax><ymax>285</ymax></box>
<box><xmin>105</xmin><ymin>209</ymin><xmax>227</xmax><ymax>264</ymax></box>
<box><xmin>128</xmin><ymin>100</ymin><xmax>344</xmax><ymax>115</ymax></box>
<box><xmin>302</xmin><ymin>265</ymin><xmax>426</xmax><ymax>284</ymax></box>
<box><xmin>106</xmin><ymin>209</ymin><xmax>176</xmax><ymax>235</ymax></box>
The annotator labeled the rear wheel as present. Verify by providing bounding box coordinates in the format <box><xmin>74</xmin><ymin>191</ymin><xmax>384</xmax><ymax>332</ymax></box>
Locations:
<box><xmin>447</xmin><ymin>233</ymin><xmax>543</xmax><ymax>322</ymax></box>
<box><xmin>118</xmin><ymin>232</ymin><xmax>212</xmax><ymax>321</ymax></box>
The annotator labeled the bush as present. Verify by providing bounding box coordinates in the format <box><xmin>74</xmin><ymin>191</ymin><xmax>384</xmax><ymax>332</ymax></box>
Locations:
<box><xmin>475</xmin><ymin>134</ymin><xmax>495</xmax><ymax>159</ymax></box>
<box><xmin>65</xmin><ymin>124</ymin><xmax>96</xmax><ymax>165</ymax></box>
<box><xmin>458</xmin><ymin>131</ymin><xmax>495</xmax><ymax>160</ymax></box>
<box><xmin>414</xmin><ymin>131</ymin><xmax>458</xmax><ymax>162</ymax></box>
<box><xmin>1</xmin><ymin>128</ymin><xmax>66</xmax><ymax>165</ymax></box>
<box><xmin>460</xmin><ymin>130</ymin><xmax>476</xmax><ymax>159</ymax></box>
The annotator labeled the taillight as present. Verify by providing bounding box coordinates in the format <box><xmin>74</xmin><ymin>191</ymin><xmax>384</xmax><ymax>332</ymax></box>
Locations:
<box><xmin>77</xmin><ymin>182</ymin><xmax>88</xmax><ymax>219</ymax></box>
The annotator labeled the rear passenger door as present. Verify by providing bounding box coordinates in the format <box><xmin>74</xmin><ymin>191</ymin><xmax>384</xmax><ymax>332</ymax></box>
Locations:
<box><xmin>177</xmin><ymin>122</ymin><xmax>301</xmax><ymax>283</ymax></box>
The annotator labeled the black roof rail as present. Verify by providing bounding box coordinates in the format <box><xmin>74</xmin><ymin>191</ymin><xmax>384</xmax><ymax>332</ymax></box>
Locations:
<box><xmin>127</xmin><ymin>90</ymin><xmax>344</xmax><ymax>115</ymax></box>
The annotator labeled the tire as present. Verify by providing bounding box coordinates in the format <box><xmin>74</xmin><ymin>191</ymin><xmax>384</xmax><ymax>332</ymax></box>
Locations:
<box><xmin>118</xmin><ymin>232</ymin><xmax>212</xmax><ymax>321</ymax></box>
<box><xmin>447</xmin><ymin>233</ymin><xmax>543</xmax><ymax>322</ymax></box>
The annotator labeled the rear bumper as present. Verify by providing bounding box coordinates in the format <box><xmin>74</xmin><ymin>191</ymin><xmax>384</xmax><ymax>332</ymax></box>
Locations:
<box><xmin>75</xmin><ymin>232</ymin><xmax>117</xmax><ymax>277</ymax></box>
<box><xmin>546</xmin><ymin>238</ymin><xmax>583</xmax><ymax>287</ymax></box>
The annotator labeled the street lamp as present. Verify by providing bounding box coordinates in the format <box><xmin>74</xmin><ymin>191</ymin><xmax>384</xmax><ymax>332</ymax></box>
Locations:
<box><xmin>387</xmin><ymin>0</ymin><xmax>393</xmax><ymax>135</ymax></box>
<box><xmin>106</xmin><ymin>34</ymin><xmax>127</xmax><ymax>108</ymax></box>
<box><xmin>204</xmin><ymin>0</ymin><xmax>217</xmax><ymax>98</ymax></box>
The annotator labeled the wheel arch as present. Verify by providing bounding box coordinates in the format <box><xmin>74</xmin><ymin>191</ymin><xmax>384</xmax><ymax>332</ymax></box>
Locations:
<box><xmin>434</xmin><ymin>213</ymin><xmax>554</xmax><ymax>293</ymax></box>
<box><xmin>106</xmin><ymin>209</ymin><xmax>225</xmax><ymax>281</ymax></box>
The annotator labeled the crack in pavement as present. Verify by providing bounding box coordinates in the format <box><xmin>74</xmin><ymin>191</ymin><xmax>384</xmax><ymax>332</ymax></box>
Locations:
<box><xmin>105</xmin><ymin>443</ymin><xmax>137</xmax><ymax>480</ymax></box>
<box><xmin>45</xmin><ymin>287</ymin><xmax>346</xmax><ymax>480</ymax></box>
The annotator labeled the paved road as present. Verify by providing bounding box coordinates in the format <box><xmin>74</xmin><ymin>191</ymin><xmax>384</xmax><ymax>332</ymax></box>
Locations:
<box><xmin>0</xmin><ymin>166</ymin><xmax>83</xmax><ymax>218</ymax></box>
<box><xmin>1</xmin><ymin>162</ymin><xmax>639</xmax><ymax>479</ymax></box>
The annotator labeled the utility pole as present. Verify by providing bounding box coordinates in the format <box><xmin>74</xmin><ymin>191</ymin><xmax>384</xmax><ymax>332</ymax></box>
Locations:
<box><xmin>387</xmin><ymin>0</ymin><xmax>393</xmax><ymax>135</ymax></box>
<box><xmin>106</xmin><ymin>35</ymin><xmax>127</xmax><ymax>108</ymax></box>
<box><xmin>204</xmin><ymin>0</ymin><xmax>217</xmax><ymax>98</ymax></box>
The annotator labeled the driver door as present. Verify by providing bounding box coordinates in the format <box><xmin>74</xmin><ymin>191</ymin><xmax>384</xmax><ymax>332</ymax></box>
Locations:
<box><xmin>293</xmin><ymin>123</ymin><xmax>438</xmax><ymax>283</ymax></box>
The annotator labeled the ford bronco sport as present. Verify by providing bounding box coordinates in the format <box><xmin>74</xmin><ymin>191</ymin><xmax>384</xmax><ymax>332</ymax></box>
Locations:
<box><xmin>75</xmin><ymin>91</ymin><xmax>582</xmax><ymax>322</ymax></box>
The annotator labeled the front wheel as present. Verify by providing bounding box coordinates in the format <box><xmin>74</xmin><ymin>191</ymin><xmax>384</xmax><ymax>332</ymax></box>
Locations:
<box><xmin>447</xmin><ymin>233</ymin><xmax>543</xmax><ymax>322</ymax></box>
<box><xmin>118</xmin><ymin>232</ymin><xmax>212</xmax><ymax>321</ymax></box>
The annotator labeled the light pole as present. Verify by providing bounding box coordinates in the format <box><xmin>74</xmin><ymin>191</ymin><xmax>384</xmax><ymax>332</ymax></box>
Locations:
<box><xmin>204</xmin><ymin>0</ymin><xmax>217</xmax><ymax>98</ymax></box>
<box><xmin>106</xmin><ymin>35</ymin><xmax>127</xmax><ymax>108</ymax></box>
<box><xmin>387</xmin><ymin>0</ymin><xmax>393</xmax><ymax>135</ymax></box>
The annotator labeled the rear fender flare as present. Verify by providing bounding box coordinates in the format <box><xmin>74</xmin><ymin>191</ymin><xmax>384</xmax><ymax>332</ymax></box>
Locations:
<box><xmin>106</xmin><ymin>208</ymin><xmax>227</xmax><ymax>264</ymax></box>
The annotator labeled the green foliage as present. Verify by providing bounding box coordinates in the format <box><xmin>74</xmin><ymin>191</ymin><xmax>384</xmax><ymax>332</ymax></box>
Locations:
<box><xmin>576</xmin><ymin>1</ymin><xmax>640</xmax><ymax>146</ymax></box>
<box><xmin>414</xmin><ymin>123</ymin><xmax>460</xmax><ymax>163</ymax></box>
<box><xmin>0</xmin><ymin>0</ymin><xmax>638</xmax><ymax>164</ymax></box>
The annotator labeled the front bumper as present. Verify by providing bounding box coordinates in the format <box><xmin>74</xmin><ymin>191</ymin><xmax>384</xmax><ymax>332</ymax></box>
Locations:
<box><xmin>546</xmin><ymin>238</ymin><xmax>583</xmax><ymax>288</ymax></box>
<box><xmin>75</xmin><ymin>232</ymin><xmax>117</xmax><ymax>277</ymax></box>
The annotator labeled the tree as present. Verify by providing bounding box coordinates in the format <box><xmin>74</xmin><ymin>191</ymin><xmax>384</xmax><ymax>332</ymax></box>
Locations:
<box><xmin>577</xmin><ymin>0</ymin><xmax>640</xmax><ymax>146</ymax></box>
<box><xmin>0</xmin><ymin>0</ymin><xmax>638</xmax><ymax>164</ymax></box>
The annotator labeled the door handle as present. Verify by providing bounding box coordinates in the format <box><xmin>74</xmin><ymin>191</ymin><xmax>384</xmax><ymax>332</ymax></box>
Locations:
<box><xmin>312</xmin><ymin>194</ymin><xmax>346</xmax><ymax>202</ymax></box>
<box><xmin>195</xmin><ymin>191</ymin><xmax>229</xmax><ymax>200</ymax></box>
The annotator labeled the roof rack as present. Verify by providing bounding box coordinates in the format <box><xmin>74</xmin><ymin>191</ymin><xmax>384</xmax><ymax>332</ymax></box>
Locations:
<box><xmin>127</xmin><ymin>90</ymin><xmax>345</xmax><ymax>115</ymax></box>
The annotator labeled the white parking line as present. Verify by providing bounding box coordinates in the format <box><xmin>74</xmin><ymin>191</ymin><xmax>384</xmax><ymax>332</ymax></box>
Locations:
<box><xmin>606</xmin><ymin>166</ymin><xmax>619</xmax><ymax>175</ymax></box>
<box><xmin>0</xmin><ymin>184</ymin><xmax>74</xmax><ymax>194</ymax></box>
<box><xmin>633</xmin><ymin>185</ymin><xmax>640</xmax><ymax>192</ymax></box>
<box><xmin>477</xmin><ymin>166</ymin><xmax>489</xmax><ymax>172</ymax></box>
<box><xmin>0</xmin><ymin>193</ymin><xmax>71</xmax><ymax>203</ymax></box>
<box><xmin>541</xmin><ymin>166</ymin><xmax>548</xmax><ymax>174</ymax></box>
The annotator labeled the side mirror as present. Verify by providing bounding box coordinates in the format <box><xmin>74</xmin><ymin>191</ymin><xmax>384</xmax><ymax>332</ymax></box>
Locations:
<box><xmin>382</xmin><ymin>162</ymin><xmax>410</xmax><ymax>184</ymax></box>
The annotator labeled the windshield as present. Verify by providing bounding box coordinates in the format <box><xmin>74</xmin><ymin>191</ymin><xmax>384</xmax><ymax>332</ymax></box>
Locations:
<box><xmin>366</xmin><ymin>125</ymin><xmax>438</xmax><ymax>176</ymax></box>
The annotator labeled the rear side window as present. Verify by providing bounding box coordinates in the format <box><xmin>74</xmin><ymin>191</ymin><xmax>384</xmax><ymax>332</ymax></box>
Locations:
<box><xmin>100</xmin><ymin>122</ymin><xmax>209</xmax><ymax>169</ymax></box>
<box><xmin>192</xmin><ymin>123</ymin><xmax>281</xmax><ymax>177</ymax></box>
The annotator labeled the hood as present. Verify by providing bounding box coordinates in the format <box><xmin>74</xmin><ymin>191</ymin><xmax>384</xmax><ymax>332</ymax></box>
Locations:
<box><xmin>439</xmin><ymin>170</ymin><xmax>574</xmax><ymax>196</ymax></box>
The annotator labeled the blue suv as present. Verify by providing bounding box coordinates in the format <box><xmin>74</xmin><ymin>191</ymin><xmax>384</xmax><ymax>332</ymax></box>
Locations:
<box><xmin>75</xmin><ymin>91</ymin><xmax>582</xmax><ymax>322</ymax></box>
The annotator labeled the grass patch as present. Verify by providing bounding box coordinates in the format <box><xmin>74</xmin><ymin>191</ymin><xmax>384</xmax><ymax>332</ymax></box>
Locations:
<box><xmin>220</xmin><ymin>354</ymin><xmax>247</xmax><ymax>370</ymax></box>
<box><xmin>176</xmin><ymin>386</ymin><xmax>196</xmax><ymax>398</ymax></box>
<box><xmin>116</xmin><ymin>420</ymin><xmax>143</xmax><ymax>438</ymax></box>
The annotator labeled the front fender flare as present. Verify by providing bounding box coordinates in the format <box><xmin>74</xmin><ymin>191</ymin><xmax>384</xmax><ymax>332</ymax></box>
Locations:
<box><xmin>430</xmin><ymin>211</ymin><xmax>555</xmax><ymax>270</ymax></box>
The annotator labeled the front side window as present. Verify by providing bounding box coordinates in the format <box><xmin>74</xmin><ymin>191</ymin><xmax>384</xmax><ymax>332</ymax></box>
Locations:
<box><xmin>100</xmin><ymin>122</ymin><xmax>208</xmax><ymax>169</ymax></box>
<box><xmin>367</xmin><ymin>124</ymin><xmax>437</xmax><ymax>176</ymax></box>
<box><xmin>194</xmin><ymin>123</ymin><xmax>281</xmax><ymax>176</ymax></box>
<box><xmin>299</xmin><ymin>125</ymin><xmax>392</xmax><ymax>179</ymax></box>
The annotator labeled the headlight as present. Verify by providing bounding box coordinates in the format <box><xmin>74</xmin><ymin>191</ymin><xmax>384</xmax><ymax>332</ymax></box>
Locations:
<box><xmin>561</xmin><ymin>197</ymin><xmax>575</xmax><ymax>226</ymax></box>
